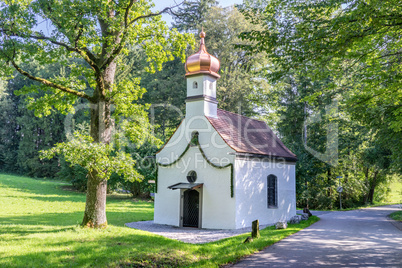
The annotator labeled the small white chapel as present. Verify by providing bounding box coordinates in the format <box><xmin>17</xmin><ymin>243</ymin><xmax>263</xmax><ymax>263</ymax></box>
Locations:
<box><xmin>154</xmin><ymin>30</ymin><xmax>297</xmax><ymax>230</ymax></box>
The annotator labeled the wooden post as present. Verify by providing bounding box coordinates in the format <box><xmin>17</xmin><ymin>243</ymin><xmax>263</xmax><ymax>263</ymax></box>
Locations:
<box><xmin>252</xmin><ymin>219</ymin><xmax>260</xmax><ymax>239</ymax></box>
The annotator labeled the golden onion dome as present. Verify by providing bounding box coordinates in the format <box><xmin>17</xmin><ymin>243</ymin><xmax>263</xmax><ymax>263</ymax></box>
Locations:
<box><xmin>185</xmin><ymin>30</ymin><xmax>220</xmax><ymax>79</ymax></box>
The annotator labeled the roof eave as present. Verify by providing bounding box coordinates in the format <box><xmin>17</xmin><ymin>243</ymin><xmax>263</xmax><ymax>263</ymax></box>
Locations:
<box><xmin>233</xmin><ymin>152</ymin><xmax>298</xmax><ymax>162</ymax></box>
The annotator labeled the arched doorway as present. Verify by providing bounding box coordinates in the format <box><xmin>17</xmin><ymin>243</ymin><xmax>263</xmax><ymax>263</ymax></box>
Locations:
<box><xmin>182</xmin><ymin>189</ymin><xmax>200</xmax><ymax>227</ymax></box>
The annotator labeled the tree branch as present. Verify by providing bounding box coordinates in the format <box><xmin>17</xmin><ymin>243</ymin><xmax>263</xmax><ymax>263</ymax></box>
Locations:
<box><xmin>11</xmin><ymin>60</ymin><xmax>94</xmax><ymax>102</ymax></box>
<box><xmin>124</xmin><ymin>0</ymin><xmax>136</xmax><ymax>27</ymax></box>
<box><xmin>74</xmin><ymin>27</ymin><xmax>84</xmax><ymax>47</ymax></box>
<box><xmin>101</xmin><ymin>2</ymin><xmax>182</xmax><ymax>69</ymax></box>
<box><xmin>1</xmin><ymin>29</ymin><xmax>100</xmax><ymax>72</ymax></box>
<box><xmin>128</xmin><ymin>5</ymin><xmax>179</xmax><ymax>26</ymax></box>
<box><xmin>32</xmin><ymin>33</ymin><xmax>99</xmax><ymax>72</ymax></box>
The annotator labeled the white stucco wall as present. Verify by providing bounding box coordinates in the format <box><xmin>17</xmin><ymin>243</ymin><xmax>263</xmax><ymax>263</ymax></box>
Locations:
<box><xmin>155</xmin><ymin>72</ymin><xmax>296</xmax><ymax>230</ymax></box>
<box><xmin>185</xmin><ymin>74</ymin><xmax>218</xmax><ymax>118</ymax></box>
<box><xmin>155</xmin><ymin>117</ymin><xmax>237</xmax><ymax>229</ymax></box>
<box><xmin>186</xmin><ymin>99</ymin><xmax>217</xmax><ymax>118</ymax></box>
<box><xmin>234</xmin><ymin>158</ymin><xmax>296</xmax><ymax>229</ymax></box>
<box><xmin>186</xmin><ymin>75</ymin><xmax>216</xmax><ymax>98</ymax></box>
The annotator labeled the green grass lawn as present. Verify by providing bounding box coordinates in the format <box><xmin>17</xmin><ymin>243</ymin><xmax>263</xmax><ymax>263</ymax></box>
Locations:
<box><xmin>0</xmin><ymin>174</ymin><xmax>319</xmax><ymax>267</ymax></box>
<box><xmin>387</xmin><ymin>177</ymin><xmax>402</xmax><ymax>204</ymax></box>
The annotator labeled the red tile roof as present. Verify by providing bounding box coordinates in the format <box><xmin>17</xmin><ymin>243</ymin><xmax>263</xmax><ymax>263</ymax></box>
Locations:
<box><xmin>206</xmin><ymin>109</ymin><xmax>297</xmax><ymax>161</ymax></box>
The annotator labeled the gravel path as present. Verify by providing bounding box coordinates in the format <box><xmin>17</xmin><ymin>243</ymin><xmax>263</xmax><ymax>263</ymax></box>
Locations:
<box><xmin>125</xmin><ymin>221</ymin><xmax>270</xmax><ymax>244</ymax></box>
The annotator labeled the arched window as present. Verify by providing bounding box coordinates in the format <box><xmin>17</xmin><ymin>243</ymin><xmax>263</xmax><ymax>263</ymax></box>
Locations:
<box><xmin>193</xmin><ymin>81</ymin><xmax>198</xmax><ymax>89</ymax></box>
<box><xmin>267</xmin><ymin>175</ymin><xmax>278</xmax><ymax>208</ymax></box>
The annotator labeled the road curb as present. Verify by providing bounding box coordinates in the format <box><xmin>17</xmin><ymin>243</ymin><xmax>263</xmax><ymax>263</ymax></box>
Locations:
<box><xmin>387</xmin><ymin>216</ymin><xmax>402</xmax><ymax>231</ymax></box>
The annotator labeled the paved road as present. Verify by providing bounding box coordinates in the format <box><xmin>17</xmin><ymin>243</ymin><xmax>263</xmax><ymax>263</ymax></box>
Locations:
<box><xmin>233</xmin><ymin>205</ymin><xmax>402</xmax><ymax>267</ymax></box>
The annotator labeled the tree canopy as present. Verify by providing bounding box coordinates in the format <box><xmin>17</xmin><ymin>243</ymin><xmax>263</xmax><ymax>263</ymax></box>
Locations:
<box><xmin>0</xmin><ymin>0</ymin><xmax>190</xmax><ymax>114</ymax></box>
<box><xmin>239</xmin><ymin>0</ymin><xmax>402</xmax><ymax>171</ymax></box>
<box><xmin>0</xmin><ymin>0</ymin><xmax>192</xmax><ymax>227</ymax></box>
<box><xmin>172</xmin><ymin>0</ymin><xmax>218</xmax><ymax>32</ymax></box>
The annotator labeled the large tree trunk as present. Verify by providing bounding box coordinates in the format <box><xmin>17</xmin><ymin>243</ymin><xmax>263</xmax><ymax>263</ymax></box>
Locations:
<box><xmin>80</xmin><ymin>9</ymin><xmax>118</xmax><ymax>227</ymax></box>
<box><xmin>81</xmin><ymin>11</ymin><xmax>120</xmax><ymax>227</ymax></box>
<box><xmin>82</xmin><ymin>170</ymin><xmax>108</xmax><ymax>227</ymax></box>
<box><xmin>367</xmin><ymin>170</ymin><xmax>379</xmax><ymax>204</ymax></box>
<box><xmin>81</xmin><ymin>62</ymin><xmax>115</xmax><ymax>228</ymax></box>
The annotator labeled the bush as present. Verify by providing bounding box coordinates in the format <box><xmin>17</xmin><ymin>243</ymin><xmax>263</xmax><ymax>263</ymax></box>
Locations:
<box><xmin>57</xmin><ymin>142</ymin><xmax>158</xmax><ymax>197</ymax></box>
<box><xmin>57</xmin><ymin>159</ymin><xmax>88</xmax><ymax>191</ymax></box>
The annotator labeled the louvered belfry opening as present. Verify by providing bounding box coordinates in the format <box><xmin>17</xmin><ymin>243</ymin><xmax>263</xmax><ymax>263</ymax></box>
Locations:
<box><xmin>183</xmin><ymin>189</ymin><xmax>199</xmax><ymax>227</ymax></box>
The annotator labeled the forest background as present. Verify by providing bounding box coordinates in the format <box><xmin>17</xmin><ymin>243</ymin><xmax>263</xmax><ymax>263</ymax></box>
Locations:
<box><xmin>0</xmin><ymin>0</ymin><xmax>400</xmax><ymax>209</ymax></box>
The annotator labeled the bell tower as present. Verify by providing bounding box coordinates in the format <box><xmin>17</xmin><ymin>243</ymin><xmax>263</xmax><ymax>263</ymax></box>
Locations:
<box><xmin>184</xmin><ymin>30</ymin><xmax>220</xmax><ymax>118</ymax></box>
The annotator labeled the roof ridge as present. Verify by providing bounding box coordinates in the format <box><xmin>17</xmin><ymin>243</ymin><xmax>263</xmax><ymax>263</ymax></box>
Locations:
<box><xmin>216</xmin><ymin>108</ymin><xmax>267</xmax><ymax>124</ymax></box>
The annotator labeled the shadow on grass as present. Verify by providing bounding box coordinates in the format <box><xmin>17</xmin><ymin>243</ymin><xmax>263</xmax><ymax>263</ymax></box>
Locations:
<box><xmin>0</xmin><ymin>175</ymin><xmax>86</xmax><ymax>203</ymax></box>
<box><xmin>0</xmin><ymin>224</ymin><xmax>76</xmax><ymax>236</ymax></box>
<box><xmin>0</xmin><ymin>210</ymin><xmax>153</xmax><ymax>229</ymax></box>
<box><xmin>1</xmin><ymin>174</ymin><xmax>154</xmax><ymax>205</ymax></box>
<box><xmin>0</xmin><ymin>218</ymin><xmax>321</xmax><ymax>268</ymax></box>
<box><xmin>1</xmin><ymin>229</ymin><xmax>196</xmax><ymax>268</ymax></box>
<box><xmin>0</xmin><ymin>209</ymin><xmax>320</xmax><ymax>268</ymax></box>
<box><xmin>0</xmin><ymin>212</ymin><xmax>84</xmax><ymax>227</ymax></box>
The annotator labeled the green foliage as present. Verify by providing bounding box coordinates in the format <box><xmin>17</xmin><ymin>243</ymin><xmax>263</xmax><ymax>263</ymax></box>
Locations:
<box><xmin>259</xmin><ymin>68</ymin><xmax>395</xmax><ymax>209</ymax></box>
<box><xmin>173</xmin><ymin>4</ymin><xmax>270</xmax><ymax>117</ymax></box>
<box><xmin>0</xmin><ymin>0</ymin><xmax>193</xmax><ymax>80</ymax></box>
<box><xmin>0</xmin><ymin>174</ymin><xmax>319</xmax><ymax>267</ymax></box>
<box><xmin>41</xmin><ymin>127</ymin><xmax>142</xmax><ymax>182</ymax></box>
<box><xmin>0</xmin><ymin>66</ymin><xmax>68</xmax><ymax>177</ymax></box>
<box><xmin>387</xmin><ymin>177</ymin><xmax>402</xmax><ymax>204</ymax></box>
<box><xmin>238</xmin><ymin>0</ymin><xmax>401</xmax><ymax>208</ymax></box>
<box><xmin>0</xmin><ymin>0</ymin><xmax>192</xmax><ymax>137</ymax></box>
<box><xmin>240</xmin><ymin>0</ymin><xmax>401</xmax><ymax>95</ymax></box>
<box><xmin>140</xmin><ymin>57</ymin><xmax>188</xmax><ymax>141</ymax></box>
<box><xmin>239</xmin><ymin>0</ymin><xmax>402</xmax><ymax>170</ymax></box>
<box><xmin>172</xmin><ymin>0</ymin><xmax>218</xmax><ymax>32</ymax></box>
<box><xmin>111</xmin><ymin>77</ymin><xmax>160</xmax><ymax>147</ymax></box>
<box><xmin>203</xmin><ymin>6</ymin><xmax>269</xmax><ymax>116</ymax></box>
<box><xmin>57</xmin><ymin>159</ymin><xmax>88</xmax><ymax>191</ymax></box>
<box><xmin>389</xmin><ymin>211</ymin><xmax>402</xmax><ymax>222</ymax></box>
<box><xmin>0</xmin><ymin>79</ymin><xmax>19</xmax><ymax>172</ymax></box>
<box><xmin>102</xmin><ymin>140</ymin><xmax>158</xmax><ymax>197</ymax></box>
<box><xmin>0</xmin><ymin>0</ymin><xmax>193</xmax><ymax>145</ymax></box>
<box><xmin>0</xmin><ymin>1</ymin><xmax>193</xmax><ymax>214</ymax></box>
<box><xmin>128</xmin><ymin>4</ymin><xmax>271</xmax><ymax>141</ymax></box>
<box><xmin>16</xmin><ymin>106</ymin><xmax>64</xmax><ymax>177</ymax></box>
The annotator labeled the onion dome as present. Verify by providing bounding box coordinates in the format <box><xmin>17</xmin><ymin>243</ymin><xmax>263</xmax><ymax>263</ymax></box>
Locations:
<box><xmin>185</xmin><ymin>30</ymin><xmax>220</xmax><ymax>79</ymax></box>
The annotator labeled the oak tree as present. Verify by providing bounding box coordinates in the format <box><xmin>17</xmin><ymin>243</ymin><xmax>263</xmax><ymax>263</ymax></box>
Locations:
<box><xmin>0</xmin><ymin>0</ymin><xmax>192</xmax><ymax>228</ymax></box>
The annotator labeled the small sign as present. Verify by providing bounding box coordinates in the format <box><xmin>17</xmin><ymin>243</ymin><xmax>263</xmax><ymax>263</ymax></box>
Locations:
<box><xmin>337</xmin><ymin>186</ymin><xmax>343</xmax><ymax>193</ymax></box>
<box><xmin>336</xmin><ymin>176</ymin><xmax>343</xmax><ymax>179</ymax></box>
<box><xmin>148</xmin><ymin>180</ymin><xmax>155</xmax><ymax>184</ymax></box>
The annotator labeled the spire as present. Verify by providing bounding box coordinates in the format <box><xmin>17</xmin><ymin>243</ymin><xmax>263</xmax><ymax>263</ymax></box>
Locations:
<box><xmin>185</xmin><ymin>29</ymin><xmax>220</xmax><ymax>79</ymax></box>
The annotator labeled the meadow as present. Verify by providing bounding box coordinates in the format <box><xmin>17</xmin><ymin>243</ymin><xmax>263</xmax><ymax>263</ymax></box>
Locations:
<box><xmin>0</xmin><ymin>174</ymin><xmax>319</xmax><ymax>267</ymax></box>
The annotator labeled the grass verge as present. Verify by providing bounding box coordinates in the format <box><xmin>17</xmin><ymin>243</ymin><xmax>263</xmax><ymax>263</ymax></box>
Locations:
<box><xmin>0</xmin><ymin>174</ymin><xmax>319</xmax><ymax>267</ymax></box>
<box><xmin>389</xmin><ymin>211</ymin><xmax>402</xmax><ymax>221</ymax></box>
<box><xmin>296</xmin><ymin>203</ymin><xmax>395</xmax><ymax>212</ymax></box>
